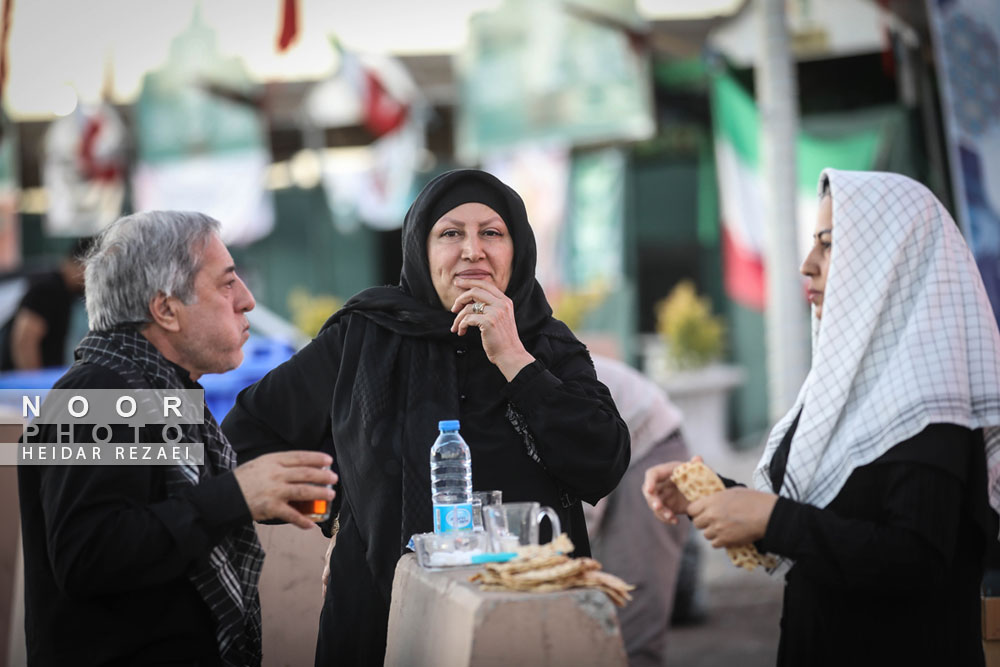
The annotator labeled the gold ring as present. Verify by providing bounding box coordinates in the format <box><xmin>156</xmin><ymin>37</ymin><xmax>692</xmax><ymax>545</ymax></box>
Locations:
<box><xmin>472</xmin><ymin>302</ymin><xmax>485</xmax><ymax>314</ymax></box>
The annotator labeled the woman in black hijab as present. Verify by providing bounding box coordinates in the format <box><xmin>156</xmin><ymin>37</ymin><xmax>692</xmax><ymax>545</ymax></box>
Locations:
<box><xmin>222</xmin><ymin>169</ymin><xmax>630</xmax><ymax>665</ymax></box>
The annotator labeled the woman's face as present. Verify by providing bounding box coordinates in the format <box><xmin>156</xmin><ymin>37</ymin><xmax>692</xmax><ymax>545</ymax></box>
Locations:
<box><xmin>426</xmin><ymin>202</ymin><xmax>514</xmax><ymax>309</ymax></box>
<box><xmin>801</xmin><ymin>195</ymin><xmax>833</xmax><ymax>319</ymax></box>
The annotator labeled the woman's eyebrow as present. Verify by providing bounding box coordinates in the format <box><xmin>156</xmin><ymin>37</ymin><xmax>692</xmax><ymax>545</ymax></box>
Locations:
<box><xmin>437</xmin><ymin>216</ymin><xmax>503</xmax><ymax>225</ymax></box>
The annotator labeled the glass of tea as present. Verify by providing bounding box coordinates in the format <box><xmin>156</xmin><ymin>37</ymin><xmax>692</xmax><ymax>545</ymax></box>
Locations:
<box><xmin>290</xmin><ymin>464</ymin><xmax>333</xmax><ymax>522</ymax></box>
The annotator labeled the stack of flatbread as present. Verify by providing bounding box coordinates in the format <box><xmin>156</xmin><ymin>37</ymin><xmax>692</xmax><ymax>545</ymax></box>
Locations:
<box><xmin>670</xmin><ymin>459</ymin><xmax>777</xmax><ymax>571</ymax></box>
<box><xmin>469</xmin><ymin>534</ymin><xmax>635</xmax><ymax>607</ymax></box>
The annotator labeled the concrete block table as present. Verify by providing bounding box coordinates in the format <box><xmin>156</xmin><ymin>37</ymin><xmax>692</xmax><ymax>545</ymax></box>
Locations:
<box><xmin>384</xmin><ymin>553</ymin><xmax>627</xmax><ymax>667</ymax></box>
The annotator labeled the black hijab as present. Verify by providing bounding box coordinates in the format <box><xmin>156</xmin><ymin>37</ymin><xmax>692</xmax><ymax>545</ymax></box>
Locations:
<box><xmin>320</xmin><ymin>169</ymin><xmax>582</xmax><ymax>603</ymax></box>
<box><xmin>334</xmin><ymin>168</ymin><xmax>556</xmax><ymax>338</ymax></box>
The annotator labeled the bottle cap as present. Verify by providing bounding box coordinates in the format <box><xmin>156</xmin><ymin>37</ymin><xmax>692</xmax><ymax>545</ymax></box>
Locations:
<box><xmin>438</xmin><ymin>419</ymin><xmax>460</xmax><ymax>431</ymax></box>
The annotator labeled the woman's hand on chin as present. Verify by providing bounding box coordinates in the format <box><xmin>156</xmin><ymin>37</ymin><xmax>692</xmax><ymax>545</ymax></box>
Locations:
<box><xmin>451</xmin><ymin>277</ymin><xmax>535</xmax><ymax>381</ymax></box>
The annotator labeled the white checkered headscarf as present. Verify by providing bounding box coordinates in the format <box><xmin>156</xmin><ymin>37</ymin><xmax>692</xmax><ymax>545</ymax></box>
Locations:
<box><xmin>752</xmin><ymin>170</ymin><xmax>1000</xmax><ymax>519</ymax></box>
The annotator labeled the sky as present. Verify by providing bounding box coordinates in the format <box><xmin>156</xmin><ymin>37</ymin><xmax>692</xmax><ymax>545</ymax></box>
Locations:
<box><xmin>5</xmin><ymin>0</ymin><xmax>741</xmax><ymax>119</ymax></box>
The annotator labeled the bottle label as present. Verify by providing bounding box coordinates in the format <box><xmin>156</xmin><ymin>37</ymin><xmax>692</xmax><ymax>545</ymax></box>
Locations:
<box><xmin>433</xmin><ymin>503</ymin><xmax>473</xmax><ymax>533</ymax></box>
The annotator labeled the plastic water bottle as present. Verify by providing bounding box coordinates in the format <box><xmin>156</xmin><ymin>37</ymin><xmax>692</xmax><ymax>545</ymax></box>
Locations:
<box><xmin>430</xmin><ymin>419</ymin><xmax>473</xmax><ymax>533</ymax></box>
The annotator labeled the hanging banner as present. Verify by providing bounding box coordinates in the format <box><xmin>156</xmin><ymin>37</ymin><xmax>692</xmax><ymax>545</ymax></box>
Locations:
<box><xmin>456</xmin><ymin>0</ymin><xmax>654</xmax><ymax>161</ymax></box>
<box><xmin>711</xmin><ymin>73</ymin><xmax>883</xmax><ymax>310</ymax></box>
<box><xmin>43</xmin><ymin>103</ymin><xmax>125</xmax><ymax>237</ymax></box>
<box><xmin>928</xmin><ymin>0</ymin><xmax>1000</xmax><ymax>324</ymax></box>
<box><xmin>563</xmin><ymin>147</ymin><xmax>631</xmax><ymax>354</ymax></box>
<box><xmin>305</xmin><ymin>47</ymin><xmax>426</xmax><ymax>231</ymax></box>
<box><xmin>132</xmin><ymin>10</ymin><xmax>273</xmax><ymax>246</ymax></box>
<box><xmin>483</xmin><ymin>146</ymin><xmax>570</xmax><ymax>296</ymax></box>
<box><xmin>567</xmin><ymin>148</ymin><xmax>625</xmax><ymax>291</ymax></box>
<box><xmin>0</xmin><ymin>114</ymin><xmax>18</xmax><ymax>271</ymax></box>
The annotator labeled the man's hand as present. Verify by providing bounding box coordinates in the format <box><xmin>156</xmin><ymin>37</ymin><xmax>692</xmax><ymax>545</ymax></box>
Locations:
<box><xmin>688</xmin><ymin>487</ymin><xmax>778</xmax><ymax>548</ymax></box>
<box><xmin>642</xmin><ymin>457</ymin><xmax>699</xmax><ymax>524</ymax></box>
<box><xmin>233</xmin><ymin>451</ymin><xmax>337</xmax><ymax>530</ymax></box>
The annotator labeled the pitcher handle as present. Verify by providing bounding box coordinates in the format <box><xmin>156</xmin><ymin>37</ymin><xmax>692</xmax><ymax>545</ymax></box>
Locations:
<box><xmin>536</xmin><ymin>505</ymin><xmax>561</xmax><ymax>543</ymax></box>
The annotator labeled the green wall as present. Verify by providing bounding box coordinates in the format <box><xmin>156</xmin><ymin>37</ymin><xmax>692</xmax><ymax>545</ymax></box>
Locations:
<box><xmin>230</xmin><ymin>186</ymin><xmax>380</xmax><ymax>322</ymax></box>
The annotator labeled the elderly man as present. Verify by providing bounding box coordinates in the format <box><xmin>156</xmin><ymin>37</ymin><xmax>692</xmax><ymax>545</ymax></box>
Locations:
<box><xmin>17</xmin><ymin>211</ymin><xmax>336</xmax><ymax>667</ymax></box>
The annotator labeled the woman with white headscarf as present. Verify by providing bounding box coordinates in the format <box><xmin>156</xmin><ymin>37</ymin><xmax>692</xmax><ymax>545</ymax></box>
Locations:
<box><xmin>643</xmin><ymin>169</ymin><xmax>1000</xmax><ymax>665</ymax></box>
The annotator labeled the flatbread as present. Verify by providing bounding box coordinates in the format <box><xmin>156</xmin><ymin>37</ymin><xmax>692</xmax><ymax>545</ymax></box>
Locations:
<box><xmin>670</xmin><ymin>459</ymin><xmax>777</xmax><ymax>571</ymax></box>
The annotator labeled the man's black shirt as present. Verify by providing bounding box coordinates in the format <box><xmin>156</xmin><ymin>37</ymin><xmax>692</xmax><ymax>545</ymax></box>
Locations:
<box><xmin>18</xmin><ymin>361</ymin><xmax>251</xmax><ymax>666</ymax></box>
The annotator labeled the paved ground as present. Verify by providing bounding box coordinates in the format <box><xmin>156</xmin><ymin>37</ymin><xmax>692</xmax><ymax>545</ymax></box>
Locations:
<box><xmin>665</xmin><ymin>571</ymin><xmax>783</xmax><ymax>666</ymax></box>
<box><xmin>663</xmin><ymin>442</ymin><xmax>785</xmax><ymax>667</ymax></box>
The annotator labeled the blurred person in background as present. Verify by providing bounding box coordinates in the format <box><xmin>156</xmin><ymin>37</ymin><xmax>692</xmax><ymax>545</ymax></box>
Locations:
<box><xmin>18</xmin><ymin>211</ymin><xmax>337</xmax><ymax>667</ymax></box>
<box><xmin>643</xmin><ymin>170</ymin><xmax>1000</xmax><ymax>666</ymax></box>
<box><xmin>0</xmin><ymin>236</ymin><xmax>92</xmax><ymax>370</ymax></box>
<box><xmin>223</xmin><ymin>169</ymin><xmax>630</xmax><ymax>666</ymax></box>
<box><xmin>586</xmin><ymin>354</ymin><xmax>691</xmax><ymax>667</ymax></box>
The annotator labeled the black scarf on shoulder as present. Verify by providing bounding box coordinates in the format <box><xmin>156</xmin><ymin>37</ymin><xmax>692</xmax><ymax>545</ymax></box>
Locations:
<box><xmin>322</xmin><ymin>169</ymin><xmax>584</xmax><ymax>602</ymax></box>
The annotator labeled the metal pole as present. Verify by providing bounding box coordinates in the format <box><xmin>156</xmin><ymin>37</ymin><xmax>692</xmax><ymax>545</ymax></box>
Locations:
<box><xmin>755</xmin><ymin>0</ymin><xmax>810</xmax><ymax>421</ymax></box>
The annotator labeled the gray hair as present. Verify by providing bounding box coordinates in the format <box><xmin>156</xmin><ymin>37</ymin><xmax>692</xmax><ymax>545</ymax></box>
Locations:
<box><xmin>84</xmin><ymin>211</ymin><xmax>221</xmax><ymax>331</ymax></box>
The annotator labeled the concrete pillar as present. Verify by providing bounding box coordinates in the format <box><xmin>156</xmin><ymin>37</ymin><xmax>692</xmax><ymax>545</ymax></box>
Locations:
<box><xmin>755</xmin><ymin>0</ymin><xmax>811</xmax><ymax>420</ymax></box>
<box><xmin>256</xmin><ymin>523</ymin><xmax>331</xmax><ymax>666</ymax></box>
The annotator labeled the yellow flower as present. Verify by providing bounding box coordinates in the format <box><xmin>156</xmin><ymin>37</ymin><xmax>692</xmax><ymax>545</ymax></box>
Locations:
<box><xmin>552</xmin><ymin>283</ymin><xmax>609</xmax><ymax>332</ymax></box>
<box><xmin>288</xmin><ymin>288</ymin><xmax>342</xmax><ymax>338</ymax></box>
<box><xmin>655</xmin><ymin>281</ymin><xmax>725</xmax><ymax>369</ymax></box>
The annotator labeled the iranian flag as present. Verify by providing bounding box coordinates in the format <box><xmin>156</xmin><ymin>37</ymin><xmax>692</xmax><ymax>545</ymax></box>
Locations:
<box><xmin>711</xmin><ymin>73</ymin><xmax>883</xmax><ymax>310</ymax></box>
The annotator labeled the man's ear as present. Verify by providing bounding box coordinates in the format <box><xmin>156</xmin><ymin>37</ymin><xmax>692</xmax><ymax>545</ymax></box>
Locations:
<box><xmin>148</xmin><ymin>292</ymin><xmax>182</xmax><ymax>333</ymax></box>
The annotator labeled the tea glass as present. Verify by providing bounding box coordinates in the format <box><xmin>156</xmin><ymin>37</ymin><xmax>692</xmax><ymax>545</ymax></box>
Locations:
<box><xmin>483</xmin><ymin>502</ymin><xmax>561</xmax><ymax>553</ymax></box>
